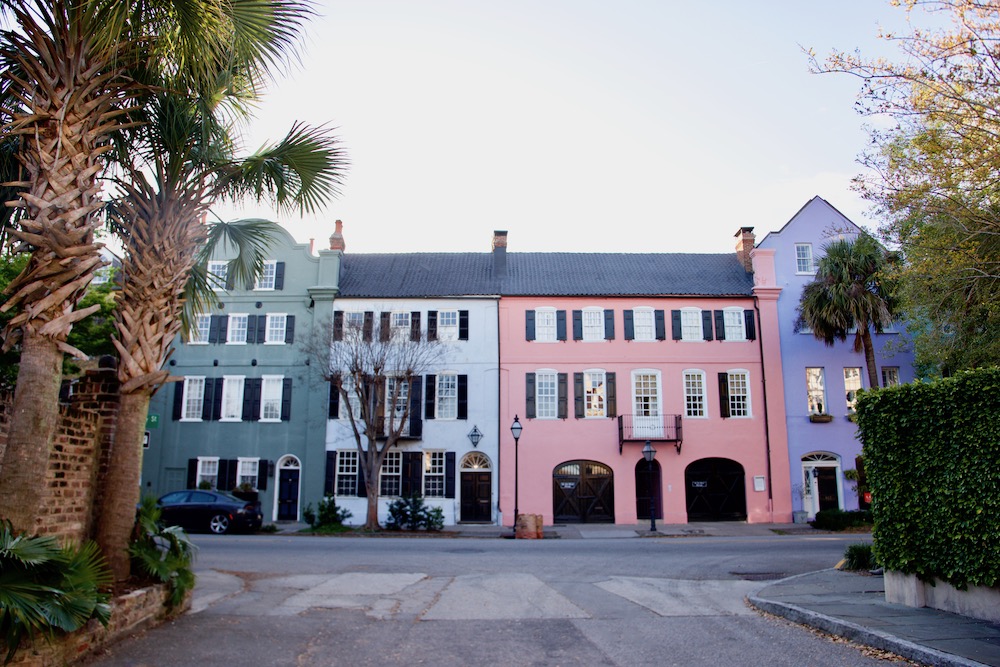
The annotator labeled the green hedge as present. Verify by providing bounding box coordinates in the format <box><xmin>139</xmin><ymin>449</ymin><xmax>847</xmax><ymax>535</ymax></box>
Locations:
<box><xmin>855</xmin><ymin>367</ymin><xmax>1000</xmax><ymax>590</ymax></box>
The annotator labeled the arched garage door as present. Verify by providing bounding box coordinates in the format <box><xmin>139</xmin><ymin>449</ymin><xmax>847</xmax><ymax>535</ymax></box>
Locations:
<box><xmin>553</xmin><ymin>460</ymin><xmax>614</xmax><ymax>523</ymax></box>
<box><xmin>685</xmin><ymin>458</ymin><xmax>746</xmax><ymax>521</ymax></box>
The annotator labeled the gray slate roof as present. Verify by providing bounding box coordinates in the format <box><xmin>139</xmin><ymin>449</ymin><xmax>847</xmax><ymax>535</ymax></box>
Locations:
<box><xmin>336</xmin><ymin>252</ymin><xmax>754</xmax><ymax>298</ymax></box>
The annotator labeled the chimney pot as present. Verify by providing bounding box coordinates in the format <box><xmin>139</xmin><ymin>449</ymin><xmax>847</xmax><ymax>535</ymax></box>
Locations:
<box><xmin>329</xmin><ymin>219</ymin><xmax>346</xmax><ymax>251</ymax></box>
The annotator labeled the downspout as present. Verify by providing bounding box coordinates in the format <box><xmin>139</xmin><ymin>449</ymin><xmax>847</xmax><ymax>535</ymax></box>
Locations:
<box><xmin>754</xmin><ymin>295</ymin><xmax>774</xmax><ymax>520</ymax></box>
<box><xmin>495</xmin><ymin>296</ymin><xmax>502</xmax><ymax>527</ymax></box>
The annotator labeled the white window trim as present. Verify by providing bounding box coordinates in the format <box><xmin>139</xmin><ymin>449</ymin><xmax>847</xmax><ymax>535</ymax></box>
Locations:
<box><xmin>632</xmin><ymin>307</ymin><xmax>656</xmax><ymax>342</ymax></box>
<box><xmin>722</xmin><ymin>307</ymin><xmax>747</xmax><ymax>342</ymax></box>
<box><xmin>582</xmin><ymin>368</ymin><xmax>607</xmax><ymax>419</ymax></box>
<box><xmin>259</xmin><ymin>375</ymin><xmax>283</xmax><ymax>422</ymax></box>
<box><xmin>682</xmin><ymin>369</ymin><xmax>708</xmax><ymax>419</ymax></box>
<box><xmin>581</xmin><ymin>307</ymin><xmax>605</xmax><ymax>342</ymax></box>
<box><xmin>220</xmin><ymin>376</ymin><xmax>245</xmax><ymax>422</ymax></box>
<box><xmin>533</xmin><ymin>307</ymin><xmax>558</xmax><ymax>343</ymax></box>
<box><xmin>189</xmin><ymin>314</ymin><xmax>211</xmax><ymax>345</ymax></box>
<box><xmin>435</xmin><ymin>372</ymin><xmax>459</xmax><ymax>420</ymax></box>
<box><xmin>207</xmin><ymin>261</ymin><xmax>228</xmax><ymax>291</ymax></box>
<box><xmin>844</xmin><ymin>367</ymin><xmax>863</xmax><ymax>413</ymax></box>
<box><xmin>437</xmin><ymin>310</ymin><xmax>459</xmax><ymax>341</ymax></box>
<box><xmin>726</xmin><ymin>369</ymin><xmax>752</xmax><ymax>418</ymax></box>
<box><xmin>535</xmin><ymin>368</ymin><xmax>559</xmax><ymax>420</ymax></box>
<box><xmin>631</xmin><ymin>369</ymin><xmax>662</xmax><ymax>417</ymax></box>
<box><xmin>679</xmin><ymin>307</ymin><xmax>703</xmax><ymax>342</ymax></box>
<box><xmin>423</xmin><ymin>451</ymin><xmax>446</xmax><ymax>498</ymax></box>
<box><xmin>254</xmin><ymin>260</ymin><xmax>277</xmax><ymax>291</ymax></box>
<box><xmin>806</xmin><ymin>367</ymin><xmax>827</xmax><ymax>415</ymax></box>
<box><xmin>181</xmin><ymin>376</ymin><xmax>205</xmax><ymax>422</ymax></box>
<box><xmin>264</xmin><ymin>313</ymin><xmax>287</xmax><ymax>345</ymax></box>
<box><xmin>380</xmin><ymin>450</ymin><xmax>402</xmax><ymax>497</ymax></box>
<box><xmin>196</xmin><ymin>456</ymin><xmax>219</xmax><ymax>488</ymax></box>
<box><xmin>226</xmin><ymin>313</ymin><xmax>249</xmax><ymax>345</ymax></box>
<box><xmin>336</xmin><ymin>450</ymin><xmax>358</xmax><ymax>496</ymax></box>
<box><xmin>795</xmin><ymin>243</ymin><xmax>817</xmax><ymax>275</ymax></box>
<box><xmin>236</xmin><ymin>457</ymin><xmax>259</xmax><ymax>489</ymax></box>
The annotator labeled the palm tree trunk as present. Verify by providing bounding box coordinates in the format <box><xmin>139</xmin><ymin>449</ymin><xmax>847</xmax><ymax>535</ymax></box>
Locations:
<box><xmin>861</xmin><ymin>329</ymin><xmax>881</xmax><ymax>389</ymax></box>
<box><xmin>0</xmin><ymin>334</ymin><xmax>64</xmax><ymax>533</ymax></box>
<box><xmin>95</xmin><ymin>390</ymin><xmax>152</xmax><ymax>581</ymax></box>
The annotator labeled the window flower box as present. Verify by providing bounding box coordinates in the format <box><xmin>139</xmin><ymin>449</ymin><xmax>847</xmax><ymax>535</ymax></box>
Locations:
<box><xmin>809</xmin><ymin>413</ymin><xmax>834</xmax><ymax>423</ymax></box>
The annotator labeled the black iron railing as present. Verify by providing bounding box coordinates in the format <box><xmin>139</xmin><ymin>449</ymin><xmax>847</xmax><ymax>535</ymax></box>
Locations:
<box><xmin>617</xmin><ymin>414</ymin><xmax>682</xmax><ymax>454</ymax></box>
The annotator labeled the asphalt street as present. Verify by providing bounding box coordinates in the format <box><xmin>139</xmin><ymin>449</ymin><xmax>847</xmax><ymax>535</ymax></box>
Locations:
<box><xmin>83</xmin><ymin>532</ymin><xmax>907</xmax><ymax>667</ymax></box>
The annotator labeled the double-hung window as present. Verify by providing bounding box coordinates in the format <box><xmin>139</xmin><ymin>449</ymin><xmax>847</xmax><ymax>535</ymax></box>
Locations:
<box><xmin>726</xmin><ymin>371</ymin><xmax>750</xmax><ymax>417</ymax></box>
<box><xmin>236</xmin><ymin>458</ymin><xmax>259</xmax><ymax>488</ymax></box>
<box><xmin>723</xmin><ymin>308</ymin><xmax>746</xmax><ymax>341</ymax></box>
<box><xmin>227</xmin><ymin>314</ymin><xmax>248</xmax><ymax>344</ymax></box>
<box><xmin>844</xmin><ymin>368</ymin><xmax>862</xmax><ymax>412</ymax></box>
<box><xmin>535</xmin><ymin>371</ymin><xmax>558</xmax><ymax>419</ymax></box>
<box><xmin>632</xmin><ymin>308</ymin><xmax>655</xmax><ymax>341</ymax></box>
<box><xmin>182</xmin><ymin>377</ymin><xmax>205</xmax><ymax>421</ymax></box>
<box><xmin>882</xmin><ymin>367</ymin><xmax>900</xmax><ymax>387</ymax></box>
<box><xmin>265</xmin><ymin>314</ymin><xmax>287</xmax><ymax>344</ymax></box>
<box><xmin>806</xmin><ymin>368</ymin><xmax>826</xmax><ymax>414</ymax></box>
<box><xmin>336</xmin><ymin>451</ymin><xmax>358</xmax><ymax>496</ymax></box>
<box><xmin>683</xmin><ymin>370</ymin><xmax>706</xmax><ymax>418</ymax></box>
<box><xmin>386</xmin><ymin>377</ymin><xmax>409</xmax><ymax>433</ymax></box>
<box><xmin>583</xmin><ymin>370</ymin><xmax>606</xmax><ymax>418</ymax></box>
<box><xmin>437</xmin><ymin>310</ymin><xmax>459</xmax><ymax>341</ymax></box>
<box><xmin>795</xmin><ymin>243</ymin><xmax>816</xmax><ymax>274</ymax></box>
<box><xmin>339</xmin><ymin>376</ymin><xmax>363</xmax><ymax>420</ymax></box>
<box><xmin>582</xmin><ymin>308</ymin><xmax>604</xmax><ymax>341</ymax></box>
<box><xmin>632</xmin><ymin>370</ymin><xmax>662</xmax><ymax>438</ymax></box>
<box><xmin>390</xmin><ymin>312</ymin><xmax>410</xmax><ymax>340</ymax></box>
<box><xmin>220</xmin><ymin>376</ymin><xmax>245</xmax><ymax>421</ymax></box>
<box><xmin>196</xmin><ymin>457</ymin><xmax>219</xmax><ymax>488</ymax></box>
<box><xmin>260</xmin><ymin>376</ymin><xmax>283</xmax><ymax>421</ymax></box>
<box><xmin>190</xmin><ymin>314</ymin><xmax>211</xmax><ymax>344</ymax></box>
<box><xmin>423</xmin><ymin>451</ymin><xmax>446</xmax><ymax>497</ymax></box>
<box><xmin>380</xmin><ymin>450</ymin><xmax>401</xmax><ymax>496</ymax></box>
<box><xmin>207</xmin><ymin>261</ymin><xmax>228</xmax><ymax>290</ymax></box>
<box><xmin>254</xmin><ymin>260</ymin><xmax>277</xmax><ymax>290</ymax></box>
<box><xmin>436</xmin><ymin>373</ymin><xmax>458</xmax><ymax>420</ymax></box>
<box><xmin>680</xmin><ymin>308</ymin><xmax>703</xmax><ymax>341</ymax></box>
<box><xmin>535</xmin><ymin>308</ymin><xmax>557</xmax><ymax>342</ymax></box>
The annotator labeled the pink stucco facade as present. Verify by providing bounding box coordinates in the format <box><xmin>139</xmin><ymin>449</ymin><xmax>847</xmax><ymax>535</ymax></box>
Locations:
<box><xmin>497</xmin><ymin>252</ymin><xmax>792</xmax><ymax>526</ymax></box>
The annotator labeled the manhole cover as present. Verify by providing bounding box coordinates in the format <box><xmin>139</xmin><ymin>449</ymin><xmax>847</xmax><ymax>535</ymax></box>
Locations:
<box><xmin>732</xmin><ymin>572</ymin><xmax>785</xmax><ymax>581</ymax></box>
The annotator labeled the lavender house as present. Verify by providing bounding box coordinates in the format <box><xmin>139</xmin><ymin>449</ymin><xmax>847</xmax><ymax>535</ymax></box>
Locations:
<box><xmin>757</xmin><ymin>197</ymin><xmax>915</xmax><ymax>519</ymax></box>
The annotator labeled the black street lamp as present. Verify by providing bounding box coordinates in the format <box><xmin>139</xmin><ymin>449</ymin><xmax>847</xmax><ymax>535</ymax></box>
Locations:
<box><xmin>642</xmin><ymin>440</ymin><xmax>657</xmax><ymax>533</ymax></box>
<box><xmin>511</xmin><ymin>415</ymin><xmax>523</xmax><ymax>536</ymax></box>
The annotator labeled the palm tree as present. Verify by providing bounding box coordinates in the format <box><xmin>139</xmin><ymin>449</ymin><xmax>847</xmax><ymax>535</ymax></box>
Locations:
<box><xmin>797</xmin><ymin>233</ymin><xmax>899</xmax><ymax>388</ymax></box>
<box><xmin>0</xmin><ymin>0</ymin><xmax>319</xmax><ymax>534</ymax></box>
<box><xmin>93</xmin><ymin>85</ymin><xmax>345</xmax><ymax>579</ymax></box>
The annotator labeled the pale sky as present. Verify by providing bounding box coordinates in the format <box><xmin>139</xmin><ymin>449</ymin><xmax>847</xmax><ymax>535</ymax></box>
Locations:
<box><xmin>215</xmin><ymin>1</ymin><xmax>921</xmax><ymax>254</ymax></box>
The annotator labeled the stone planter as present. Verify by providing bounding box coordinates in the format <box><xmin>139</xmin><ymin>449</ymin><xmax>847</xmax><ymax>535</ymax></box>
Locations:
<box><xmin>809</xmin><ymin>413</ymin><xmax>834</xmax><ymax>423</ymax></box>
<box><xmin>792</xmin><ymin>510</ymin><xmax>810</xmax><ymax>524</ymax></box>
<box><xmin>885</xmin><ymin>571</ymin><xmax>1000</xmax><ymax>623</ymax></box>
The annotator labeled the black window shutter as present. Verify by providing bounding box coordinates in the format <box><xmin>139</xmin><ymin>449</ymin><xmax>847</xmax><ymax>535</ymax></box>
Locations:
<box><xmin>427</xmin><ymin>311</ymin><xmax>438</xmax><ymax>341</ymax></box>
<box><xmin>574</xmin><ymin>372</ymin><xmax>584</xmax><ymax>418</ymax></box>
<box><xmin>607</xmin><ymin>372</ymin><xmax>617</xmax><ymax>417</ymax></box>
<box><xmin>187</xmin><ymin>459</ymin><xmax>197</xmax><ymax>489</ymax></box>
<box><xmin>324</xmin><ymin>452</ymin><xmax>336</xmax><ymax>495</ymax></box>
<box><xmin>363</xmin><ymin>312</ymin><xmax>374</xmax><ymax>341</ymax></box>
<box><xmin>409</xmin><ymin>378</ymin><xmax>423</xmax><ymax>437</ymax></box>
<box><xmin>201</xmin><ymin>378</ymin><xmax>216</xmax><ymax>421</ymax></box>
<box><xmin>255</xmin><ymin>316</ymin><xmax>267</xmax><ymax>345</ymax></box>
<box><xmin>459</xmin><ymin>310</ymin><xmax>469</xmax><ymax>340</ymax></box>
<box><xmin>402</xmin><ymin>452</ymin><xmax>422</xmax><ymax>496</ymax></box>
<box><xmin>246</xmin><ymin>315</ymin><xmax>257</xmax><ymax>344</ymax></box>
<box><xmin>572</xmin><ymin>310</ymin><xmax>583</xmax><ymax>340</ymax></box>
<box><xmin>745</xmin><ymin>310</ymin><xmax>756</xmax><ymax>340</ymax></box>
<box><xmin>604</xmin><ymin>309</ymin><xmax>615</xmax><ymax>339</ymax></box>
<box><xmin>285</xmin><ymin>315</ymin><xmax>295</xmax><ymax>343</ymax></box>
<box><xmin>379</xmin><ymin>312</ymin><xmax>390</xmax><ymax>341</ymax></box>
<box><xmin>208</xmin><ymin>316</ymin><xmax>221</xmax><ymax>344</ymax></box>
<box><xmin>357</xmin><ymin>467</ymin><xmax>367</xmax><ymax>497</ymax></box>
<box><xmin>525</xmin><ymin>310</ymin><xmax>535</xmax><ymax>341</ymax></box>
<box><xmin>714</xmin><ymin>310</ymin><xmax>726</xmax><ymax>341</ymax></box>
<box><xmin>274</xmin><ymin>262</ymin><xmax>285</xmax><ymax>290</ymax></box>
<box><xmin>702</xmin><ymin>310</ymin><xmax>714</xmax><ymax>341</ymax></box>
<box><xmin>281</xmin><ymin>378</ymin><xmax>292</xmax><ymax>421</ymax></box>
<box><xmin>410</xmin><ymin>312</ymin><xmax>421</xmax><ymax>341</ymax></box>
<box><xmin>257</xmin><ymin>461</ymin><xmax>269</xmax><ymax>491</ymax></box>
<box><xmin>557</xmin><ymin>373</ymin><xmax>568</xmax><ymax>419</ymax></box>
<box><xmin>211</xmin><ymin>378</ymin><xmax>224</xmax><ymax>420</ymax></box>
<box><xmin>221</xmin><ymin>459</ymin><xmax>237</xmax><ymax>490</ymax></box>
<box><xmin>333</xmin><ymin>312</ymin><xmax>344</xmax><ymax>341</ymax></box>
<box><xmin>243</xmin><ymin>378</ymin><xmax>262</xmax><ymax>421</ymax></box>
<box><xmin>218</xmin><ymin>315</ymin><xmax>229</xmax><ymax>343</ymax></box>
<box><xmin>718</xmin><ymin>372</ymin><xmax>731</xmax><ymax>418</ymax></box>
<box><xmin>556</xmin><ymin>310</ymin><xmax>567</xmax><ymax>341</ymax></box>
<box><xmin>445</xmin><ymin>452</ymin><xmax>456</xmax><ymax>499</ymax></box>
<box><xmin>624</xmin><ymin>310</ymin><xmax>635</xmax><ymax>340</ymax></box>
<box><xmin>328</xmin><ymin>376</ymin><xmax>341</xmax><ymax>418</ymax></box>
<box><xmin>457</xmin><ymin>375</ymin><xmax>468</xmax><ymax>420</ymax></box>
<box><xmin>425</xmin><ymin>375</ymin><xmax>436</xmax><ymax>420</ymax></box>
<box><xmin>655</xmin><ymin>310</ymin><xmax>667</xmax><ymax>340</ymax></box>
<box><xmin>525</xmin><ymin>373</ymin><xmax>536</xmax><ymax>418</ymax></box>
<box><xmin>173</xmin><ymin>382</ymin><xmax>184</xmax><ymax>420</ymax></box>
<box><xmin>671</xmin><ymin>310</ymin><xmax>682</xmax><ymax>340</ymax></box>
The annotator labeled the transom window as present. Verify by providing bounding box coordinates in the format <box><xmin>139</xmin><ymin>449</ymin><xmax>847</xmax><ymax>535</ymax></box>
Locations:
<box><xmin>633</xmin><ymin>308</ymin><xmax>655</xmax><ymax>341</ymax></box>
<box><xmin>723</xmin><ymin>308</ymin><xmax>746</xmax><ymax>341</ymax></box>
<box><xmin>633</xmin><ymin>372</ymin><xmax>660</xmax><ymax>417</ymax></box>
<box><xmin>683</xmin><ymin>370</ymin><xmax>706</xmax><ymax>418</ymax></box>
<box><xmin>536</xmin><ymin>371</ymin><xmax>558</xmax><ymax>419</ymax></box>
<box><xmin>535</xmin><ymin>308</ymin><xmax>557</xmax><ymax>342</ymax></box>
<box><xmin>265</xmin><ymin>314</ymin><xmax>287</xmax><ymax>344</ymax></box>
<box><xmin>196</xmin><ymin>457</ymin><xmax>219</xmax><ymax>488</ymax></box>
<box><xmin>254</xmin><ymin>260</ymin><xmax>277</xmax><ymax>290</ymax></box>
<box><xmin>844</xmin><ymin>368</ymin><xmax>862</xmax><ymax>412</ymax></box>
<box><xmin>795</xmin><ymin>243</ymin><xmax>816</xmax><ymax>274</ymax></box>
<box><xmin>220</xmin><ymin>376</ymin><xmax>244</xmax><ymax>421</ymax></box>
<box><xmin>582</xmin><ymin>308</ymin><xmax>604</xmax><ymax>341</ymax></box>
<box><xmin>182</xmin><ymin>377</ymin><xmax>205</xmax><ymax>420</ymax></box>
<box><xmin>727</xmin><ymin>371</ymin><xmax>750</xmax><ymax>417</ymax></box>
<box><xmin>336</xmin><ymin>451</ymin><xmax>358</xmax><ymax>496</ymax></box>
<box><xmin>236</xmin><ymin>458</ymin><xmax>259</xmax><ymax>488</ymax></box>
<box><xmin>436</xmin><ymin>373</ymin><xmax>458</xmax><ymax>420</ymax></box>
<box><xmin>437</xmin><ymin>310</ymin><xmax>459</xmax><ymax>341</ymax></box>
<box><xmin>380</xmin><ymin>451</ymin><xmax>402</xmax><ymax>496</ymax></box>
<box><xmin>680</xmin><ymin>308</ymin><xmax>702</xmax><ymax>341</ymax></box>
<box><xmin>806</xmin><ymin>367</ymin><xmax>826</xmax><ymax>415</ymax></box>
<box><xmin>584</xmin><ymin>370</ymin><xmax>606</xmax><ymax>418</ymax></box>
<box><xmin>260</xmin><ymin>376</ymin><xmax>283</xmax><ymax>421</ymax></box>
<box><xmin>227</xmin><ymin>314</ymin><xmax>248</xmax><ymax>344</ymax></box>
<box><xmin>207</xmin><ymin>261</ymin><xmax>228</xmax><ymax>290</ymax></box>
<box><xmin>882</xmin><ymin>367</ymin><xmax>900</xmax><ymax>387</ymax></box>
<box><xmin>423</xmin><ymin>451</ymin><xmax>446</xmax><ymax>497</ymax></box>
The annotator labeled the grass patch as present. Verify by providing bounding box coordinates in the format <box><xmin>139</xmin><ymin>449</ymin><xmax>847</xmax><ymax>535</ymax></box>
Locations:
<box><xmin>842</xmin><ymin>542</ymin><xmax>877</xmax><ymax>571</ymax></box>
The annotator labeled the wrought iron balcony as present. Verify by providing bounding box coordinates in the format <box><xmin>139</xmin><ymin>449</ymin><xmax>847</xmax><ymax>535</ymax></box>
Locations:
<box><xmin>617</xmin><ymin>414</ymin><xmax>682</xmax><ymax>454</ymax></box>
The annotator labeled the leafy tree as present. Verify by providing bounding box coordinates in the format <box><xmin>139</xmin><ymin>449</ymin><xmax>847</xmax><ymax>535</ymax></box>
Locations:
<box><xmin>812</xmin><ymin>0</ymin><xmax>1000</xmax><ymax>372</ymax></box>
<box><xmin>796</xmin><ymin>233</ymin><xmax>899</xmax><ymax>388</ymax></box>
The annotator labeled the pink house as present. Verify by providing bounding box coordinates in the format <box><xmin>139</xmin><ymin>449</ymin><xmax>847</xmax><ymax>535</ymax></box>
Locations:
<box><xmin>495</xmin><ymin>230</ymin><xmax>791</xmax><ymax>526</ymax></box>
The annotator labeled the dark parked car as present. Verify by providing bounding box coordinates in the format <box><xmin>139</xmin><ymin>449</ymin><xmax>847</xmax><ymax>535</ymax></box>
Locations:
<box><xmin>157</xmin><ymin>490</ymin><xmax>263</xmax><ymax>534</ymax></box>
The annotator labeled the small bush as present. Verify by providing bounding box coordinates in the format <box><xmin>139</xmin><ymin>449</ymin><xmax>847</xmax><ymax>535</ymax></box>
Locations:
<box><xmin>130</xmin><ymin>496</ymin><xmax>197</xmax><ymax>607</ymax></box>
<box><xmin>386</xmin><ymin>495</ymin><xmax>444</xmax><ymax>531</ymax></box>
<box><xmin>304</xmin><ymin>496</ymin><xmax>351</xmax><ymax>529</ymax></box>
<box><xmin>843</xmin><ymin>543</ymin><xmax>877</xmax><ymax>571</ymax></box>
<box><xmin>811</xmin><ymin>509</ymin><xmax>872</xmax><ymax>531</ymax></box>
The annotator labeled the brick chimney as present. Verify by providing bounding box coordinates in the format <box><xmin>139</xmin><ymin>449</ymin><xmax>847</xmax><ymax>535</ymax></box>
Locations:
<box><xmin>329</xmin><ymin>219</ymin><xmax>346</xmax><ymax>252</ymax></box>
<box><xmin>492</xmin><ymin>230</ymin><xmax>508</xmax><ymax>278</ymax></box>
<box><xmin>735</xmin><ymin>226</ymin><xmax>755</xmax><ymax>272</ymax></box>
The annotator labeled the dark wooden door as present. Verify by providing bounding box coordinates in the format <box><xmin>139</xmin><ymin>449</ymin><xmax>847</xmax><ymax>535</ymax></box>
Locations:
<box><xmin>635</xmin><ymin>460</ymin><xmax>662</xmax><ymax>520</ymax></box>
<box><xmin>816</xmin><ymin>467</ymin><xmax>839</xmax><ymax>511</ymax></box>
<box><xmin>553</xmin><ymin>461</ymin><xmax>614</xmax><ymax>523</ymax></box>
<box><xmin>277</xmin><ymin>468</ymin><xmax>300</xmax><ymax>520</ymax></box>
<box><xmin>685</xmin><ymin>458</ymin><xmax>746</xmax><ymax>521</ymax></box>
<box><xmin>460</xmin><ymin>472</ymin><xmax>492</xmax><ymax>522</ymax></box>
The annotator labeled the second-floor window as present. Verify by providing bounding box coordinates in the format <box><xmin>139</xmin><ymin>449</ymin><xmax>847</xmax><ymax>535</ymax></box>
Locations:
<box><xmin>437</xmin><ymin>310</ymin><xmax>459</xmax><ymax>340</ymax></box>
<box><xmin>633</xmin><ymin>371</ymin><xmax>660</xmax><ymax>418</ymax></box>
<box><xmin>723</xmin><ymin>308</ymin><xmax>746</xmax><ymax>341</ymax></box>
<box><xmin>534</xmin><ymin>309</ymin><xmax>558</xmax><ymax>342</ymax></box>
<box><xmin>536</xmin><ymin>371</ymin><xmax>558</xmax><ymax>419</ymax></box>
<box><xmin>191</xmin><ymin>314</ymin><xmax>211</xmax><ymax>344</ymax></box>
<box><xmin>436</xmin><ymin>373</ymin><xmax>458</xmax><ymax>420</ymax></box>
<box><xmin>583</xmin><ymin>370</ymin><xmax>606</xmax><ymax>418</ymax></box>
<box><xmin>255</xmin><ymin>260</ymin><xmax>277</xmax><ymax>290</ymax></box>
<box><xmin>806</xmin><ymin>367</ymin><xmax>826</xmax><ymax>415</ymax></box>
<box><xmin>844</xmin><ymin>368</ymin><xmax>862</xmax><ymax>412</ymax></box>
<box><xmin>260</xmin><ymin>376</ymin><xmax>284</xmax><ymax>421</ymax></box>
<box><xmin>182</xmin><ymin>377</ymin><xmax>205</xmax><ymax>420</ymax></box>
<box><xmin>265</xmin><ymin>314</ymin><xmax>287</xmax><ymax>344</ymax></box>
<box><xmin>683</xmin><ymin>370</ymin><xmax>706</xmax><ymax>418</ymax></box>
<box><xmin>220</xmin><ymin>376</ymin><xmax>244</xmax><ymax>421</ymax></box>
<box><xmin>795</xmin><ymin>243</ymin><xmax>816</xmax><ymax>274</ymax></box>
<box><xmin>227</xmin><ymin>314</ymin><xmax>248</xmax><ymax>344</ymax></box>
<box><xmin>724</xmin><ymin>371</ymin><xmax>750</xmax><ymax>418</ymax></box>
<box><xmin>207</xmin><ymin>261</ymin><xmax>227</xmax><ymax>290</ymax></box>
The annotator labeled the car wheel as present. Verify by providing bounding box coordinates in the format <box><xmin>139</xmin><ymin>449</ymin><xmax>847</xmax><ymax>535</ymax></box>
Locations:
<box><xmin>209</xmin><ymin>514</ymin><xmax>230</xmax><ymax>534</ymax></box>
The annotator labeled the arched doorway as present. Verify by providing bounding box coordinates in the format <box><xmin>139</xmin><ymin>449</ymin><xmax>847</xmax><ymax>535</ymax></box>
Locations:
<box><xmin>553</xmin><ymin>460</ymin><xmax>614</xmax><ymax>523</ymax></box>
<box><xmin>801</xmin><ymin>453</ymin><xmax>841</xmax><ymax>516</ymax></box>
<box><xmin>276</xmin><ymin>455</ymin><xmax>301</xmax><ymax>521</ymax></box>
<box><xmin>634</xmin><ymin>459</ymin><xmax>662</xmax><ymax>520</ymax></box>
<box><xmin>460</xmin><ymin>452</ymin><xmax>493</xmax><ymax>523</ymax></box>
<box><xmin>685</xmin><ymin>458</ymin><xmax>746</xmax><ymax>521</ymax></box>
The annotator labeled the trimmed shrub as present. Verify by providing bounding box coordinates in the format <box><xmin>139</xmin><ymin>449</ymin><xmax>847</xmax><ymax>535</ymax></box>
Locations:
<box><xmin>303</xmin><ymin>496</ymin><xmax>351</xmax><ymax>529</ymax></box>
<box><xmin>386</xmin><ymin>495</ymin><xmax>444</xmax><ymax>531</ymax></box>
